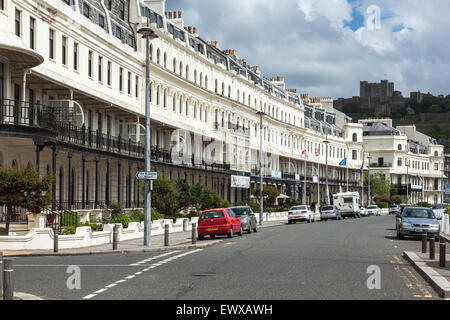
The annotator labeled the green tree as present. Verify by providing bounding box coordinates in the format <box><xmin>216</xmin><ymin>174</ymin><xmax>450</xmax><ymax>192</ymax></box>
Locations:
<box><xmin>0</xmin><ymin>167</ymin><xmax>54</xmax><ymax>235</ymax></box>
<box><xmin>175</xmin><ymin>179</ymin><xmax>191</xmax><ymax>211</ymax></box>
<box><xmin>251</xmin><ymin>185</ymin><xmax>280</xmax><ymax>208</ymax></box>
<box><xmin>364</xmin><ymin>172</ymin><xmax>391</xmax><ymax>199</ymax></box>
<box><xmin>151</xmin><ymin>176</ymin><xmax>180</xmax><ymax>219</ymax></box>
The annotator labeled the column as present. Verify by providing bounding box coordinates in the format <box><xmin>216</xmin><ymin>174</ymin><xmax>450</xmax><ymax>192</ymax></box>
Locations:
<box><xmin>127</xmin><ymin>162</ymin><xmax>132</xmax><ymax>208</ymax></box>
<box><xmin>117</xmin><ymin>160</ymin><xmax>122</xmax><ymax>205</ymax></box>
<box><xmin>106</xmin><ymin>158</ymin><xmax>111</xmax><ymax>207</ymax></box>
<box><xmin>95</xmin><ymin>157</ymin><xmax>99</xmax><ymax>209</ymax></box>
<box><xmin>52</xmin><ymin>145</ymin><xmax>58</xmax><ymax>211</ymax></box>
<box><xmin>82</xmin><ymin>154</ymin><xmax>86</xmax><ymax>209</ymax></box>
<box><xmin>68</xmin><ymin>152</ymin><xmax>72</xmax><ymax>210</ymax></box>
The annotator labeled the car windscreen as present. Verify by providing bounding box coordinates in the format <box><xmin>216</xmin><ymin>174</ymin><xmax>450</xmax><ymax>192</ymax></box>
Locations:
<box><xmin>367</xmin><ymin>206</ymin><xmax>377</xmax><ymax>209</ymax></box>
<box><xmin>231</xmin><ymin>207</ymin><xmax>251</xmax><ymax>216</ymax></box>
<box><xmin>322</xmin><ymin>206</ymin><xmax>334</xmax><ymax>211</ymax></box>
<box><xmin>291</xmin><ymin>206</ymin><xmax>306</xmax><ymax>210</ymax></box>
<box><xmin>201</xmin><ymin>211</ymin><xmax>224</xmax><ymax>219</ymax></box>
<box><xmin>403</xmin><ymin>208</ymin><xmax>436</xmax><ymax>219</ymax></box>
<box><xmin>432</xmin><ymin>204</ymin><xmax>447</xmax><ymax>209</ymax></box>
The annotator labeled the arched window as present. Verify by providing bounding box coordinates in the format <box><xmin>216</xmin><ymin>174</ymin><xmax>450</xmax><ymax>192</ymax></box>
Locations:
<box><xmin>194</xmin><ymin>70</ymin><xmax>197</xmax><ymax>84</ymax></box>
<box><xmin>352</xmin><ymin>133</ymin><xmax>358</xmax><ymax>142</ymax></box>
<box><xmin>228</xmin><ymin>85</ymin><xmax>231</xmax><ymax>98</ymax></box>
<box><xmin>156</xmin><ymin>86</ymin><xmax>160</xmax><ymax>106</ymax></box>
<box><xmin>163</xmin><ymin>53</ymin><xmax>167</xmax><ymax>68</ymax></box>
<box><xmin>215</xmin><ymin>79</ymin><xmax>218</xmax><ymax>93</ymax></box>
<box><xmin>205</xmin><ymin>76</ymin><xmax>208</xmax><ymax>89</ymax></box>
<box><xmin>398</xmin><ymin>144</ymin><xmax>402</xmax><ymax>151</ymax></box>
<box><xmin>434</xmin><ymin>151</ymin><xmax>439</xmax><ymax>157</ymax></box>
<box><xmin>186</xmin><ymin>100</ymin><xmax>189</xmax><ymax>116</ymax></box>
<box><xmin>172</xmin><ymin>94</ymin><xmax>176</xmax><ymax>112</ymax></box>
<box><xmin>179</xmin><ymin>95</ymin><xmax>183</xmax><ymax>114</ymax></box>
<box><xmin>150</xmin><ymin>44</ymin><xmax>153</xmax><ymax>61</ymax></box>
<box><xmin>185</xmin><ymin>65</ymin><xmax>189</xmax><ymax>80</ymax></box>
<box><xmin>156</xmin><ymin>49</ymin><xmax>160</xmax><ymax>64</ymax></box>
<box><xmin>237</xmin><ymin>89</ymin><xmax>240</xmax><ymax>101</ymax></box>
<box><xmin>200</xmin><ymin>73</ymin><xmax>203</xmax><ymax>87</ymax></box>
<box><xmin>200</xmin><ymin>106</ymin><xmax>203</xmax><ymax>121</ymax></box>
<box><xmin>194</xmin><ymin>103</ymin><xmax>197</xmax><ymax>119</ymax></box>
<box><xmin>163</xmin><ymin>89</ymin><xmax>167</xmax><ymax>109</ymax></box>
<box><xmin>179</xmin><ymin>61</ymin><xmax>183</xmax><ymax>77</ymax></box>
<box><xmin>173</xmin><ymin>58</ymin><xmax>177</xmax><ymax>73</ymax></box>
<box><xmin>222</xmin><ymin>83</ymin><xmax>225</xmax><ymax>95</ymax></box>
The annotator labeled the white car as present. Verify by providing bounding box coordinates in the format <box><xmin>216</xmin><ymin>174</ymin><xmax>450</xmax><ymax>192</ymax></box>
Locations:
<box><xmin>288</xmin><ymin>205</ymin><xmax>315</xmax><ymax>224</ymax></box>
<box><xmin>432</xmin><ymin>204</ymin><xmax>447</xmax><ymax>220</ymax></box>
<box><xmin>366</xmin><ymin>205</ymin><xmax>381</xmax><ymax>216</ymax></box>
<box><xmin>359</xmin><ymin>206</ymin><xmax>368</xmax><ymax>216</ymax></box>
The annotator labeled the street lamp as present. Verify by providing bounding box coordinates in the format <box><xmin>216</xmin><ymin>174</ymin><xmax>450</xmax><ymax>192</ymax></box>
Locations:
<box><xmin>137</xmin><ymin>27</ymin><xmax>158</xmax><ymax>247</ymax></box>
<box><xmin>256</xmin><ymin>111</ymin><xmax>265</xmax><ymax>226</ymax></box>
<box><xmin>405</xmin><ymin>161</ymin><xmax>410</xmax><ymax>205</ymax></box>
<box><xmin>367</xmin><ymin>154</ymin><xmax>372</xmax><ymax>206</ymax></box>
<box><xmin>323</xmin><ymin>138</ymin><xmax>330</xmax><ymax>205</ymax></box>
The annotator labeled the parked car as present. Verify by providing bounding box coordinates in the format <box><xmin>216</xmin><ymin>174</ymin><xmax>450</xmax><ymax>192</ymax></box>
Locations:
<box><xmin>389</xmin><ymin>205</ymin><xmax>401</xmax><ymax>215</ymax></box>
<box><xmin>431</xmin><ymin>204</ymin><xmax>447</xmax><ymax>220</ymax></box>
<box><xmin>320</xmin><ymin>205</ymin><xmax>342</xmax><ymax>221</ymax></box>
<box><xmin>396</xmin><ymin>207</ymin><xmax>440</xmax><ymax>240</ymax></box>
<box><xmin>197</xmin><ymin>208</ymin><xmax>242</xmax><ymax>240</ymax></box>
<box><xmin>359</xmin><ymin>206</ymin><xmax>368</xmax><ymax>217</ymax></box>
<box><xmin>230</xmin><ymin>206</ymin><xmax>258</xmax><ymax>233</ymax></box>
<box><xmin>288</xmin><ymin>205</ymin><xmax>315</xmax><ymax>224</ymax></box>
<box><xmin>366</xmin><ymin>205</ymin><xmax>381</xmax><ymax>216</ymax></box>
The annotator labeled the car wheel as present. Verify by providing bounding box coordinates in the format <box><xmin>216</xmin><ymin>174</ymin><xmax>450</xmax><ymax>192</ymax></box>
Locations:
<box><xmin>198</xmin><ymin>235</ymin><xmax>204</xmax><ymax>241</ymax></box>
<box><xmin>253</xmin><ymin>224</ymin><xmax>258</xmax><ymax>232</ymax></box>
<box><xmin>248</xmin><ymin>225</ymin><xmax>252</xmax><ymax>234</ymax></box>
<box><xmin>210</xmin><ymin>235</ymin><xmax>215</xmax><ymax>239</ymax></box>
<box><xmin>227</xmin><ymin>227</ymin><xmax>233</xmax><ymax>238</ymax></box>
<box><xmin>238</xmin><ymin>225</ymin><xmax>243</xmax><ymax>237</ymax></box>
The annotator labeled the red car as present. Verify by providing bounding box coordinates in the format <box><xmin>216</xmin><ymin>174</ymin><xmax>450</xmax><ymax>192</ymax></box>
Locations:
<box><xmin>197</xmin><ymin>208</ymin><xmax>242</xmax><ymax>240</ymax></box>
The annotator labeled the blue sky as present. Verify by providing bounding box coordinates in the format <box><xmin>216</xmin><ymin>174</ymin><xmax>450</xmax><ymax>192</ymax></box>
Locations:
<box><xmin>165</xmin><ymin>0</ymin><xmax>450</xmax><ymax>99</ymax></box>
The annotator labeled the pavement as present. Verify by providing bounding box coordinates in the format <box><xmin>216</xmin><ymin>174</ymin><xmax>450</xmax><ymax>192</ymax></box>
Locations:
<box><xmin>1</xmin><ymin>220</ymin><xmax>286</xmax><ymax>257</ymax></box>
<box><xmin>403</xmin><ymin>238</ymin><xmax>450</xmax><ymax>298</ymax></box>
<box><xmin>9</xmin><ymin>215</ymin><xmax>445</xmax><ymax>300</ymax></box>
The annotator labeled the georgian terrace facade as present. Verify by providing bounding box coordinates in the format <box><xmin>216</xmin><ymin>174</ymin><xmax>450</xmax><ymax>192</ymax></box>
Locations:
<box><xmin>0</xmin><ymin>0</ymin><xmax>365</xmax><ymax>221</ymax></box>
<box><xmin>359</xmin><ymin>119</ymin><xmax>445</xmax><ymax>205</ymax></box>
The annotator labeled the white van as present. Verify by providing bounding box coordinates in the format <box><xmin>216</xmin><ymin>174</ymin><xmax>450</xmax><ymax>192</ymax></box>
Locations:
<box><xmin>332</xmin><ymin>192</ymin><xmax>361</xmax><ymax>219</ymax></box>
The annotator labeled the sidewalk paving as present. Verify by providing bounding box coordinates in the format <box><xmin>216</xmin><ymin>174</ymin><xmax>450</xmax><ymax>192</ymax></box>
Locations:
<box><xmin>403</xmin><ymin>238</ymin><xmax>450</xmax><ymax>298</ymax></box>
<box><xmin>1</xmin><ymin>220</ymin><xmax>287</xmax><ymax>257</ymax></box>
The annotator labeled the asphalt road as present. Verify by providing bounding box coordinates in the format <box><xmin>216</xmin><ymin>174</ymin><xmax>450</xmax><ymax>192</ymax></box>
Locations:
<box><xmin>11</xmin><ymin>215</ymin><xmax>443</xmax><ymax>300</ymax></box>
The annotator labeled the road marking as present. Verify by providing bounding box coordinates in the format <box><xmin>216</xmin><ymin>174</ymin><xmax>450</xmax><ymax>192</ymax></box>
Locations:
<box><xmin>130</xmin><ymin>251</ymin><xmax>180</xmax><ymax>266</ymax></box>
<box><xmin>389</xmin><ymin>255</ymin><xmax>435</xmax><ymax>299</ymax></box>
<box><xmin>82</xmin><ymin>249</ymin><xmax>203</xmax><ymax>300</ymax></box>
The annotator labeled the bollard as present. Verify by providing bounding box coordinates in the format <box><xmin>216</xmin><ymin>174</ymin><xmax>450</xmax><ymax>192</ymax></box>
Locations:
<box><xmin>183</xmin><ymin>219</ymin><xmax>188</xmax><ymax>232</ymax></box>
<box><xmin>421</xmin><ymin>230</ymin><xmax>427</xmax><ymax>254</ymax></box>
<box><xmin>0</xmin><ymin>252</ymin><xmax>3</xmax><ymax>297</ymax></box>
<box><xmin>53</xmin><ymin>229</ymin><xmax>59</xmax><ymax>253</ymax></box>
<box><xmin>113</xmin><ymin>224</ymin><xmax>118</xmax><ymax>250</ymax></box>
<box><xmin>164</xmin><ymin>224</ymin><xmax>169</xmax><ymax>247</ymax></box>
<box><xmin>440</xmin><ymin>237</ymin><xmax>446</xmax><ymax>268</ymax></box>
<box><xmin>3</xmin><ymin>259</ymin><xmax>14</xmax><ymax>300</ymax></box>
<box><xmin>192</xmin><ymin>223</ymin><xmax>197</xmax><ymax>244</ymax></box>
<box><xmin>429</xmin><ymin>233</ymin><xmax>435</xmax><ymax>260</ymax></box>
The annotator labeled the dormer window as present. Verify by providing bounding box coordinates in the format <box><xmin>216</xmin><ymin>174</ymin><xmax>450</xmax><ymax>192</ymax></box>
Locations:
<box><xmin>119</xmin><ymin>1</ymin><xmax>125</xmax><ymax>20</ymax></box>
<box><xmin>83</xmin><ymin>2</ymin><xmax>90</xmax><ymax>18</ymax></box>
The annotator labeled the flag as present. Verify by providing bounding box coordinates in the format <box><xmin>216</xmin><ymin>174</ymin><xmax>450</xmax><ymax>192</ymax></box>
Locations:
<box><xmin>315</xmin><ymin>149</ymin><xmax>319</xmax><ymax>157</ymax></box>
<box><xmin>339</xmin><ymin>158</ymin><xmax>347</xmax><ymax>166</ymax></box>
<box><xmin>360</xmin><ymin>164</ymin><xmax>364</xmax><ymax>174</ymax></box>
<box><xmin>301</xmin><ymin>150</ymin><xmax>308</xmax><ymax>158</ymax></box>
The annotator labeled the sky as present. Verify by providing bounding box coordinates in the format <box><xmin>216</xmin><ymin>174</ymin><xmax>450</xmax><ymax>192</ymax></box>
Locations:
<box><xmin>165</xmin><ymin>0</ymin><xmax>450</xmax><ymax>99</ymax></box>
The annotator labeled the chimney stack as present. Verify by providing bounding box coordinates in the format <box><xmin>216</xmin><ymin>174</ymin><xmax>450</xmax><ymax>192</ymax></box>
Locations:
<box><xmin>173</xmin><ymin>11</ymin><xmax>177</xmax><ymax>19</ymax></box>
<box><xmin>178</xmin><ymin>10</ymin><xmax>182</xmax><ymax>18</ymax></box>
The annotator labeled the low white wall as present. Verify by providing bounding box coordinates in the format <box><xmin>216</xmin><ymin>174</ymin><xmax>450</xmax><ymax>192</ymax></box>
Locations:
<box><xmin>0</xmin><ymin>213</ymin><xmax>289</xmax><ymax>251</ymax></box>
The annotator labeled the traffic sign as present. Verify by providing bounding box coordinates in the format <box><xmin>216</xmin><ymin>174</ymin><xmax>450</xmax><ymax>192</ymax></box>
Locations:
<box><xmin>135</xmin><ymin>171</ymin><xmax>158</xmax><ymax>180</ymax></box>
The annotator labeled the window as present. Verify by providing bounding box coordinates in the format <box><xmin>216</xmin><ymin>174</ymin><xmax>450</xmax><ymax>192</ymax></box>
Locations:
<box><xmin>434</xmin><ymin>163</ymin><xmax>439</xmax><ymax>171</ymax></box>
<box><xmin>73</xmin><ymin>42</ymin><xmax>79</xmax><ymax>70</ymax></box>
<box><xmin>15</xmin><ymin>9</ymin><xmax>21</xmax><ymax>37</ymax></box>
<box><xmin>119</xmin><ymin>1</ymin><xmax>125</xmax><ymax>20</ymax></box>
<box><xmin>352</xmin><ymin>150</ymin><xmax>357</xmax><ymax>160</ymax></box>
<box><xmin>29</xmin><ymin>17</ymin><xmax>35</xmax><ymax>49</ymax></box>
<box><xmin>119</xmin><ymin>67</ymin><xmax>123</xmax><ymax>91</ymax></box>
<box><xmin>98</xmin><ymin>56</ymin><xmax>103</xmax><ymax>82</ymax></box>
<box><xmin>113</xmin><ymin>25</ymin><xmax>122</xmax><ymax>39</ymax></box>
<box><xmin>61</xmin><ymin>36</ymin><xmax>67</xmax><ymax>65</ymax></box>
<box><xmin>173</xmin><ymin>58</ymin><xmax>177</xmax><ymax>73</ymax></box>
<box><xmin>83</xmin><ymin>2</ymin><xmax>90</xmax><ymax>18</ymax></box>
<box><xmin>106</xmin><ymin>0</ymin><xmax>112</xmax><ymax>11</ymax></box>
<box><xmin>186</xmin><ymin>100</ymin><xmax>189</xmax><ymax>116</ymax></box>
<box><xmin>163</xmin><ymin>89</ymin><xmax>167</xmax><ymax>108</ymax></box>
<box><xmin>0</xmin><ymin>62</ymin><xmax>4</xmax><ymax>101</ymax></box>
<box><xmin>352</xmin><ymin>133</ymin><xmax>357</xmax><ymax>142</ymax></box>
<box><xmin>107</xmin><ymin>61</ymin><xmax>111</xmax><ymax>86</ymax></box>
<box><xmin>0</xmin><ymin>0</ymin><xmax>4</xmax><ymax>11</ymax></box>
<box><xmin>88</xmin><ymin>51</ymin><xmax>93</xmax><ymax>77</ymax></box>
<box><xmin>135</xmin><ymin>76</ymin><xmax>139</xmax><ymax>98</ymax></box>
<box><xmin>98</xmin><ymin>14</ymin><xmax>105</xmax><ymax>29</ymax></box>
<box><xmin>398</xmin><ymin>144</ymin><xmax>402</xmax><ymax>151</ymax></box>
<box><xmin>127</xmin><ymin>72</ymin><xmax>131</xmax><ymax>94</ymax></box>
<box><xmin>179</xmin><ymin>96</ymin><xmax>183</xmax><ymax>114</ymax></box>
<box><xmin>49</xmin><ymin>29</ymin><xmax>55</xmax><ymax>59</ymax></box>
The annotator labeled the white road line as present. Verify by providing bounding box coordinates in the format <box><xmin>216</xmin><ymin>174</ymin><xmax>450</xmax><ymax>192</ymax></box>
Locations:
<box><xmin>131</xmin><ymin>251</ymin><xmax>180</xmax><ymax>266</ymax></box>
<box><xmin>83</xmin><ymin>249</ymin><xmax>203</xmax><ymax>300</ymax></box>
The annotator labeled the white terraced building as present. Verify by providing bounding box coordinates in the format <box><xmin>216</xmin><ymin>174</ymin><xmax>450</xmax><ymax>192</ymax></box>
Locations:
<box><xmin>0</xmin><ymin>0</ymin><xmax>409</xmax><ymax>227</ymax></box>
<box><xmin>359</xmin><ymin>118</ymin><xmax>446</xmax><ymax>205</ymax></box>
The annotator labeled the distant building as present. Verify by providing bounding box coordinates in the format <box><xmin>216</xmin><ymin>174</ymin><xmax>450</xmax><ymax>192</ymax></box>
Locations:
<box><xmin>360</xmin><ymin>80</ymin><xmax>394</xmax><ymax>98</ymax></box>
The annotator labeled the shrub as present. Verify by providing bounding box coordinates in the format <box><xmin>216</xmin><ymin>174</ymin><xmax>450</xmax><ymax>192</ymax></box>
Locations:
<box><xmin>109</xmin><ymin>203</ymin><xmax>124</xmax><ymax>219</ymax></box>
<box><xmin>392</xmin><ymin>195</ymin><xmax>402</xmax><ymax>205</ymax></box>
<box><xmin>151</xmin><ymin>209</ymin><xmax>163</xmax><ymax>221</ymax></box>
<box><xmin>62</xmin><ymin>226</ymin><xmax>76</xmax><ymax>235</ymax></box>
<box><xmin>81</xmin><ymin>222</ymin><xmax>103</xmax><ymax>232</ymax></box>
<box><xmin>129</xmin><ymin>209</ymin><xmax>163</xmax><ymax>222</ymax></box>
<box><xmin>376</xmin><ymin>201</ymin><xmax>389</xmax><ymax>209</ymax></box>
<box><xmin>445</xmin><ymin>207</ymin><xmax>450</xmax><ymax>215</ymax></box>
<box><xmin>416</xmin><ymin>201</ymin><xmax>432</xmax><ymax>208</ymax></box>
<box><xmin>186</xmin><ymin>210</ymin><xmax>201</xmax><ymax>219</ymax></box>
<box><xmin>111</xmin><ymin>213</ymin><xmax>132</xmax><ymax>229</ymax></box>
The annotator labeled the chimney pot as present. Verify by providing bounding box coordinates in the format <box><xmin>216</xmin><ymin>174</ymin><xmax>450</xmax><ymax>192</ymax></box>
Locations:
<box><xmin>178</xmin><ymin>10</ymin><xmax>182</xmax><ymax>18</ymax></box>
<box><xmin>173</xmin><ymin>11</ymin><xmax>177</xmax><ymax>19</ymax></box>
<box><xmin>193</xmin><ymin>27</ymin><xmax>197</xmax><ymax>34</ymax></box>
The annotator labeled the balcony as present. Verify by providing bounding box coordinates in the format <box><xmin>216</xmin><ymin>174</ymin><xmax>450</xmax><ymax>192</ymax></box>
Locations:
<box><xmin>213</xmin><ymin>121</ymin><xmax>250</xmax><ymax>138</ymax></box>
<box><xmin>369</xmin><ymin>163</ymin><xmax>393</xmax><ymax>168</ymax></box>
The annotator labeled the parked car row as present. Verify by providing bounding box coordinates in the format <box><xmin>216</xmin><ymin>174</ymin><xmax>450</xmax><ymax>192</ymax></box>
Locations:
<box><xmin>197</xmin><ymin>206</ymin><xmax>257</xmax><ymax>240</ymax></box>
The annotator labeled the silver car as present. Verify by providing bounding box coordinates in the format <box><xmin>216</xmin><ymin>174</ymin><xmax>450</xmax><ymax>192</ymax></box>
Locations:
<box><xmin>288</xmin><ymin>205</ymin><xmax>315</xmax><ymax>224</ymax></box>
<box><xmin>230</xmin><ymin>206</ymin><xmax>258</xmax><ymax>233</ymax></box>
<box><xmin>397</xmin><ymin>207</ymin><xmax>440</xmax><ymax>240</ymax></box>
<box><xmin>320</xmin><ymin>205</ymin><xmax>342</xmax><ymax>221</ymax></box>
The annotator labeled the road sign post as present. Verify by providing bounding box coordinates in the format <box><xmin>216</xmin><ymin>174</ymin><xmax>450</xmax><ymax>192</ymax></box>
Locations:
<box><xmin>136</xmin><ymin>171</ymin><xmax>158</xmax><ymax>181</ymax></box>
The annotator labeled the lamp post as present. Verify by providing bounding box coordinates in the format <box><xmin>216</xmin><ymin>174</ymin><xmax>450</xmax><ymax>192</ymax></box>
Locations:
<box><xmin>257</xmin><ymin>111</ymin><xmax>265</xmax><ymax>226</ymax></box>
<box><xmin>406</xmin><ymin>161</ymin><xmax>410</xmax><ymax>205</ymax></box>
<box><xmin>367</xmin><ymin>154</ymin><xmax>372</xmax><ymax>206</ymax></box>
<box><xmin>137</xmin><ymin>27</ymin><xmax>158</xmax><ymax>247</ymax></box>
<box><xmin>323</xmin><ymin>138</ymin><xmax>330</xmax><ymax>205</ymax></box>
